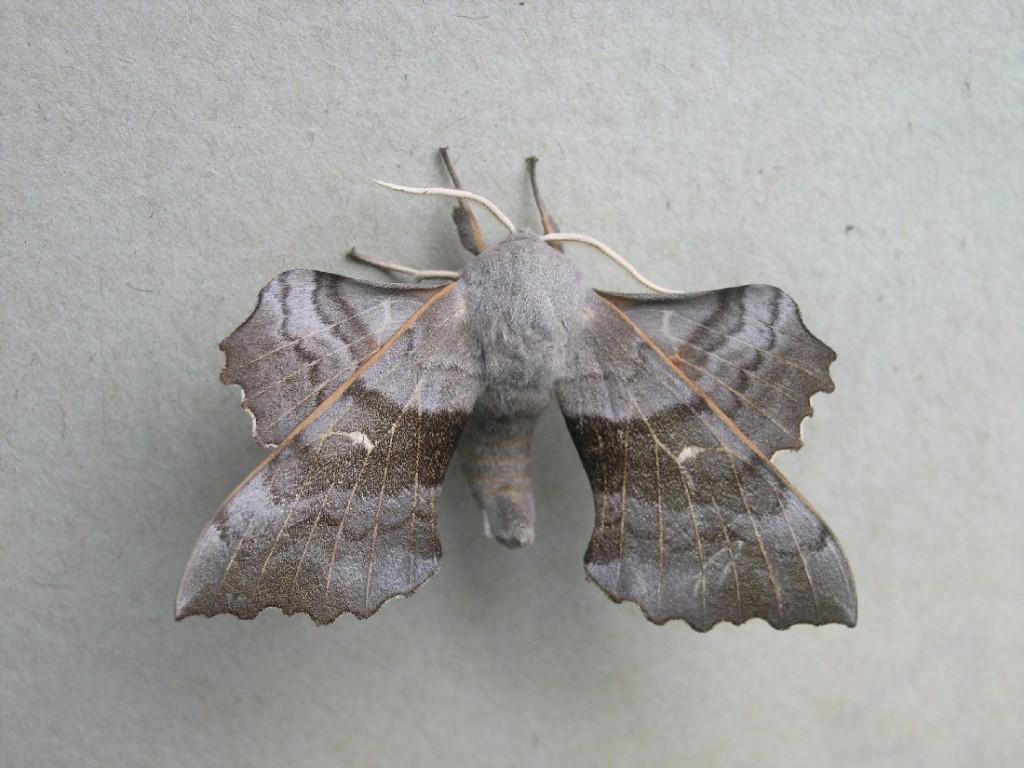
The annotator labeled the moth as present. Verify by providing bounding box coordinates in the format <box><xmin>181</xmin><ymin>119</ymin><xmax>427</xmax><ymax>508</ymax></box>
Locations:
<box><xmin>176</xmin><ymin>149</ymin><xmax>857</xmax><ymax>630</ymax></box>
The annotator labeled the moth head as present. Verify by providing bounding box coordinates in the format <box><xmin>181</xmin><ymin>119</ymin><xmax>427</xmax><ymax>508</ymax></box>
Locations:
<box><xmin>375</xmin><ymin>180</ymin><xmax>675</xmax><ymax>294</ymax></box>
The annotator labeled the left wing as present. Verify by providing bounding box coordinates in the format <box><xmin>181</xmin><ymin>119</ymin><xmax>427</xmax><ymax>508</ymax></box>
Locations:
<box><xmin>221</xmin><ymin>270</ymin><xmax>448</xmax><ymax>448</ymax></box>
<box><xmin>557</xmin><ymin>293</ymin><xmax>856</xmax><ymax>630</ymax></box>
<box><xmin>176</xmin><ymin>282</ymin><xmax>482</xmax><ymax>623</ymax></box>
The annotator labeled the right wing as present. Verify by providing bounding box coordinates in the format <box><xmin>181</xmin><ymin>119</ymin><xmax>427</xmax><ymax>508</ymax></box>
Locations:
<box><xmin>558</xmin><ymin>292</ymin><xmax>855</xmax><ymax>630</ymax></box>
<box><xmin>598</xmin><ymin>285</ymin><xmax>836</xmax><ymax>456</ymax></box>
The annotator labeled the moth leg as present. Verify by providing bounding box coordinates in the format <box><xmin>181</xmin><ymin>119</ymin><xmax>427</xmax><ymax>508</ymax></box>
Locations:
<box><xmin>346</xmin><ymin>248</ymin><xmax>461</xmax><ymax>281</ymax></box>
<box><xmin>526</xmin><ymin>156</ymin><xmax>563</xmax><ymax>252</ymax></box>
<box><xmin>439</xmin><ymin>146</ymin><xmax>488</xmax><ymax>256</ymax></box>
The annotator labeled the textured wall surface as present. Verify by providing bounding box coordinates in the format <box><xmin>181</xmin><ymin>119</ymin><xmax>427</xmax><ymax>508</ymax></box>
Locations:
<box><xmin>2</xmin><ymin>3</ymin><xmax>1021</xmax><ymax>766</ymax></box>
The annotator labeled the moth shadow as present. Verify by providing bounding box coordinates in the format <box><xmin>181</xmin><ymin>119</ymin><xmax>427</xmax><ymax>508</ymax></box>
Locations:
<box><xmin>428</xmin><ymin>406</ymin><xmax>666</xmax><ymax>702</ymax></box>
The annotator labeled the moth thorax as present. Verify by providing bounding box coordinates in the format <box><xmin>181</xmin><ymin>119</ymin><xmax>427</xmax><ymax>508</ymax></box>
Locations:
<box><xmin>462</xmin><ymin>235</ymin><xmax>587</xmax><ymax>393</ymax></box>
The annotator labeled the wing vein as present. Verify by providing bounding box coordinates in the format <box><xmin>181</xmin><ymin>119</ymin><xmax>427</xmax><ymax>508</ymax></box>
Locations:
<box><xmin>650</xmin><ymin>364</ymin><xmax>783</xmax><ymax>616</ymax></box>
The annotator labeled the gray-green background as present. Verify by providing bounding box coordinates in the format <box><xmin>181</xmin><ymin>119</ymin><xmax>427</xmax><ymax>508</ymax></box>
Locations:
<box><xmin>3</xmin><ymin>3</ymin><xmax>1021</xmax><ymax>766</ymax></box>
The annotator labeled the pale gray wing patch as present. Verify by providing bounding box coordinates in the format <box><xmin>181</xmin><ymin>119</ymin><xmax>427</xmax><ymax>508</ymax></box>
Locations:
<box><xmin>177</xmin><ymin>285</ymin><xmax>482</xmax><ymax>623</ymax></box>
<box><xmin>221</xmin><ymin>270</ymin><xmax>447</xmax><ymax>447</ymax></box>
<box><xmin>598</xmin><ymin>285</ymin><xmax>836</xmax><ymax>456</ymax></box>
<box><xmin>557</xmin><ymin>293</ymin><xmax>856</xmax><ymax>630</ymax></box>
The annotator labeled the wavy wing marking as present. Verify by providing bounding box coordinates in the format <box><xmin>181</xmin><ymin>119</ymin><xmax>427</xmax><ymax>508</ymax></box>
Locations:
<box><xmin>221</xmin><ymin>270</ymin><xmax>449</xmax><ymax>447</ymax></box>
<box><xmin>598</xmin><ymin>285</ymin><xmax>835</xmax><ymax>456</ymax></box>
<box><xmin>557</xmin><ymin>293</ymin><xmax>855</xmax><ymax>630</ymax></box>
<box><xmin>177</xmin><ymin>283</ymin><xmax>482</xmax><ymax>623</ymax></box>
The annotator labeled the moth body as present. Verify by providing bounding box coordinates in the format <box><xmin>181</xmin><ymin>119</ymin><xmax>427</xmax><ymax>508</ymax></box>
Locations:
<box><xmin>457</xmin><ymin>231</ymin><xmax>587</xmax><ymax>547</ymax></box>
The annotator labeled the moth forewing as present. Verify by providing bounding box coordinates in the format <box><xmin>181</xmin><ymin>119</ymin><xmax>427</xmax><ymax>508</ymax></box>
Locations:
<box><xmin>176</xmin><ymin>283</ymin><xmax>483</xmax><ymax>623</ymax></box>
<box><xmin>555</xmin><ymin>292</ymin><xmax>855</xmax><ymax>630</ymax></box>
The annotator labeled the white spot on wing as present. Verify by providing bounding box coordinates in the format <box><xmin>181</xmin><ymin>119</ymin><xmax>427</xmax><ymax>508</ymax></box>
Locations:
<box><xmin>676</xmin><ymin>445</ymin><xmax>704</xmax><ymax>464</ymax></box>
<box><xmin>343</xmin><ymin>431</ymin><xmax>375</xmax><ymax>452</ymax></box>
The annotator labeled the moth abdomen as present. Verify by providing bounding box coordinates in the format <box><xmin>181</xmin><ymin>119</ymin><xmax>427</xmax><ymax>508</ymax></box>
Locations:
<box><xmin>457</xmin><ymin>403</ymin><xmax>543</xmax><ymax>548</ymax></box>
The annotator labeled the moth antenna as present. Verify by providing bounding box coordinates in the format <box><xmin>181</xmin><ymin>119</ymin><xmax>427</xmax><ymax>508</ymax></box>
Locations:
<box><xmin>374</xmin><ymin>181</ymin><xmax>516</xmax><ymax>234</ymax></box>
<box><xmin>347</xmin><ymin>248</ymin><xmax>461</xmax><ymax>282</ymax></box>
<box><xmin>541</xmin><ymin>233</ymin><xmax>676</xmax><ymax>294</ymax></box>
